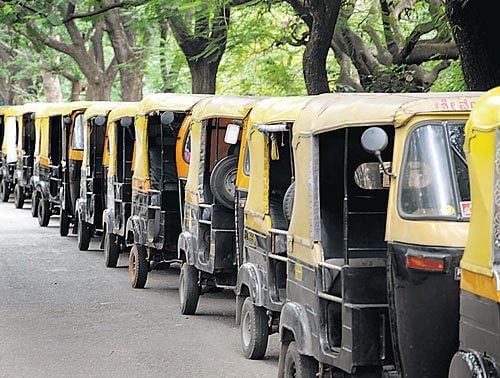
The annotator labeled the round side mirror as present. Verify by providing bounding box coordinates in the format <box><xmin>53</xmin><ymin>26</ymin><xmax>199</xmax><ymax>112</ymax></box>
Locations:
<box><xmin>30</xmin><ymin>113</ymin><xmax>35</xmax><ymax>121</ymax></box>
<box><xmin>63</xmin><ymin>116</ymin><xmax>72</xmax><ymax>125</ymax></box>
<box><xmin>161</xmin><ymin>111</ymin><xmax>174</xmax><ymax>125</ymax></box>
<box><xmin>361</xmin><ymin>127</ymin><xmax>388</xmax><ymax>154</ymax></box>
<box><xmin>120</xmin><ymin>116</ymin><xmax>133</xmax><ymax>128</ymax></box>
<box><xmin>95</xmin><ymin>115</ymin><xmax>106</xmax><ymax>127</ymax></box>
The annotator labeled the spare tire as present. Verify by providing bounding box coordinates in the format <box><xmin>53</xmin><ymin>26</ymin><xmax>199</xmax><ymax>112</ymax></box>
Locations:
<box><xmin>283</xmin><ymin>181</ymin><xmax>295</xmax><ymax>224</ymax></box>
<box><xmin>210</xmin><ymin>155</ymin><xmax>238</xmax><ymax>209</ymax></box>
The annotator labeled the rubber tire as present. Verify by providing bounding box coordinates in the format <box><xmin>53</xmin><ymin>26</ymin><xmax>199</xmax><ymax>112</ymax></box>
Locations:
<box><xmin>283</xmin><ymin>341</ymin><xmax>318</xmax><ymax>378</ymax></box>
<box><xmin>14</xmin><ymin>184</ymin><xmax>25</xmax><ymax>209</ymax></box>
<box><xmin>129</xmin><ymin>245</ymin><xmax>148</xmax><ymax>288</ymax></box>
<box><xmin>59</xmin><ymin>208</ymin><xmax>70</xmax><ymax>237</ymax></box>
<box><xmin>0</xmin><ymin>179</ymin><xmax>10</xmax><ymax>202</ymax></box>
<box><xmin>37</xmin><ymin>199</ymin><xmax>50</xmax><ymax>227</ymax></box>
<box><xmin>210</xmin><ymin>155</ymin><xmax>238</xmax><ymax>209</ymax></box>
<box><xmin>104</xmin><ymin>232</ymin><xmax>120</xmax><ymax>268</ymax></box>
<box><xmin>283</xmin><ymin>182</ymin><xmax>295</xmax><ymax>224</ymax></box>
<box><xmin>241</xmin><ymin>297</ymin><xmax>269</xmax><ymax>359</ymax></box>
<box><xmin>179</xmin><ymin>262</ymin><xmax>200</xmax><ymax>315</ymax></box>
<box><xmin>77</xmin><ymin>216</ymin><xmax>91</xmax><ymax>251</ymax></box>
<box><xmin>31</xmin><ymin>191</ymin><xmax>39</xmax><ymax>217</ymax></box>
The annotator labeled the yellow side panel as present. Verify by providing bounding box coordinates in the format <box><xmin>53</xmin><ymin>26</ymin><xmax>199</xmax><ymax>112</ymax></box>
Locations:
<box><xmin>107</xmin><ymin>122</ymin><xmax>116</xmax><ymax>176</ymax></box>
<box><xmin>461</xmin><ymin>269</ymin><xmax>499</xmax><ymax>303</ymax></box>
<box><xmin>133</xmin><ymin>115</ymin><xmax>148</xmax><ymax>181</ymax></box>
<box><xmin>176</xmin><ymin>115</ymin><xmax>192</xmax><ymax>180</ymax></box>
<box><xmin>39</xmin><ymin>117</ymin><xmax>49</xmax><ymax>160</ymax></box>
<box><xmin>236</xmin><ymin>120</ymin><xmax>249</xmax><ymax>191</ymax></box>
<box><xmin>462</xmin><ymin>130</ymin><xmax>495</xmax><ymax>275</ymax></box>
<box><xmin>245</xmin><ymin>127</ymin><xmax>270</xmax><ymax>235</ymax></box>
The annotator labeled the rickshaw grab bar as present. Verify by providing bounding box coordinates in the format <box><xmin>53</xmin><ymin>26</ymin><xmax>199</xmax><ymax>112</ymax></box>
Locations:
<box><xmin>269</xmin><ymin>228</ymin><xmax>287</xmax><ymax>236</ymax></box>
<box><xmin>256</xmin><ymin>123</ymin><xmax>288</xmax><ymax>133</ymax></box>
<box><xmin>268</xmin><ymin>253</ymin><xmax>287</xmax><ymax>262</ymax></box>
<box><xmin>318</xmin><ymin>261</ymin><xmax>342</xmax><ymax>271</ymax></box>
<box><xmin>317</xmin><ymin>291</ymin><xmax>343</xmax><ymax>304</ymax></box>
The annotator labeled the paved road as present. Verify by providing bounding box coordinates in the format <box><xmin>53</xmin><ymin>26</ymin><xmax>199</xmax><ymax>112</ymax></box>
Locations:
<box><xmin>0</xmin><ymin>201</ymin><xmax>279</xmax><ymax>378</ymax></box>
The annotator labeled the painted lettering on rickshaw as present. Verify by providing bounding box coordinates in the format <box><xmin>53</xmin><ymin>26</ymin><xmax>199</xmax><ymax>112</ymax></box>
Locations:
<box><xmin>435</xmin><ymin>98</ymin><xmax>476</xmax><ymax>111</ymax></box>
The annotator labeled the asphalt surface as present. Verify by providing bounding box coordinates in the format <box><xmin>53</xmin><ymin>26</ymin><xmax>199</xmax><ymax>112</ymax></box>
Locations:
<box><xmin>0</xmin><ymin>200</ymin><xmax>279</xmax><ymax>377</ymax></box>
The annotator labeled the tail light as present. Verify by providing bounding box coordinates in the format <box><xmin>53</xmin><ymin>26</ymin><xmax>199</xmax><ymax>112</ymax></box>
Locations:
<box><xmin>406</xmin><ymin>255</ymin><xmax>445</xmax><ymax>272</ymax></box>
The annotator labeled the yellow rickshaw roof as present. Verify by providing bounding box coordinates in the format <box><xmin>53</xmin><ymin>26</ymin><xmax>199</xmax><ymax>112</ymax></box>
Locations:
<box><xmin>294</xmin><ymin>92</ymin><xmax>481</xmax><ymax>135</ymax></box>
<box><xmin>83</xmin><ymin>102</ymin><xmax>123</xmax><ymax>121</ymax></box>
<box><xmin>139</xmin><ymin>93</ymin><xmax>209</xmax><ymax>115</ymax></box>
<box><xmin>107</xmin><ymin>102</ymin><xmax>140</xmax><ymax>123</ymax></box>
<box><xmin>191</xmin><ymin>95</ymin><xmax>259</xmax><ymax>121</ymax></box>
<box><xmin>465</xmin><ymin>87</ymin><xmax>500</xmax><ymax>133</ymax></box>
<box><xmin>36</xmin><ymin>101</ymin><xmax>95</xmax><ymax>118</ymax></box>
<box><xmin>4</xmin><ymin>103</ymin><xmax>46</xmax><ymax>117</ymax></box>
<box><xmin>245</xmin><ymin>96</ymin><xmax>311</xmax><ymax>125</ymax></box>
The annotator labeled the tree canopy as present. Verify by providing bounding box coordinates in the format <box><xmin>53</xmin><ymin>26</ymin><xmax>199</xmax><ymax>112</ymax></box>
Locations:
<box><xmin>0</xmin><ymin>0</ymin><xmax>494</xmax><ymax>105</ymax></box>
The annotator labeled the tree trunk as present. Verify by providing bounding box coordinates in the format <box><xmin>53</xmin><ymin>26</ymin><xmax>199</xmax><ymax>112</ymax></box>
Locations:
<box><xmin>188</xmin><ymin>59</ymin><xmax>219</xmax><ymax>94</ymax></box>
<box><xmin>446</xmin><ymin>0</ymin><xmax>500</xmax><ymax>90</ymax></box>
<box><xmin>85</xmin><ymin>79</ymin><xmax>113</xmax><ymax>101</ymax></box>
<box><xmin>288</xmin><ymin>0</ymin><xmax>342</xmax><ymax>94</ymax></box>
<box><xmin>42</xmin><ymin>71</ymin><xmax>62</xmax><ymax>102</ymax></box>
<box><xmin>119</xmin><ymin>68</ymin><xmax>143</xmax><ymax>101</ymax></box>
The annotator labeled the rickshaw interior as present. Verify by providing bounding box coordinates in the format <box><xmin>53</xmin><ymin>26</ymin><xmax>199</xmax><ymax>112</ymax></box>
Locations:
<box><xmin>22</xmin><ymin>113</ymin><xmax>36</xmax><ymax>167</ymax></box>
<box><xmin>116</xmin><ymin>117</ymin><xmax>135</xmax><ymax>185</ymax></box>
<box><xmin>146</xmin><ymin>111</ymin><xmax>185</xmax><ymax>251</ymax></box>
<box><xmin>318</xmin><ymin>125</ymin><xmax>394</xmax><ymax>353</ymax></box>
<box><xmin>48</xmin><ymin>115</ymin><xmax>62</xmax><ymax>165</ymax></box>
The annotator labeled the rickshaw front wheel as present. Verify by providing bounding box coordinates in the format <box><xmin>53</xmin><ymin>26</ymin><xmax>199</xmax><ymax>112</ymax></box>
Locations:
<box><xmin>179</xmin><ymin>262</ymin><xmax>200</xmax><ymax>315</ymax></box>
<box><xmin>283</xmin><ymin>341</ymin><xmax>318</xmax><ymax>378</ymax></box>
<box><xmin>129</xmin><ymin>245</ymin><xmax>148</xmax><ymax>288</ymax></box>
<box><xmin>31</xmin><ymin>191</ymin><xmax>39</xmax><ymax>217</ymax></box>
<box><xmin>14</xmin><ymin>184</ymin><xmax>24</xmax><ymax>209</ymax></box>
<box><xmin>241</xmin><ymin>297</ymin><xmax>269</xmax><ymax>359</ymax></box>
<box><xmin>104</xmin><ymin>232</ymin><xmax>120</xmax><ymax>268</ymax></box>
<box><xmin>0</xmin><ymin>179</ymin><xmax>10</xmax><ymax>202</ymax></box>
<box><xmin>37</xmin><ymin>199</ymin><xmax>50</xmax><ymax>227</ymax></box>
<box><xmin>77</xmin><ymin>216</ymin><xmax>91</xmax><ymax>251</ymax></box>
<box><xmin>59</xmin><ymin>208</ymin><xmax>70</xmax><ymax>237</ymax></box>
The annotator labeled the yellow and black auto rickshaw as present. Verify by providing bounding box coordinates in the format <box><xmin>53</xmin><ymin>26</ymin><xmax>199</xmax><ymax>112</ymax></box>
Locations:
<box><xmin>0</xmin><ymin>106</ymin><xmax>20</xmax><ymax>202</ymax></box>
<box><xmin>448</xmin><ymin>88</ymin><xmax>500</xmax><ymax>377</ymax></box>
<box><xmin>234</xmin><ymin>96</ymin><xmax>311</xmax><ymax>359</ymax></box>
<box><xmin>126</xmin><ymin>94</ymin><xmax>206</xmax><ymax>288</ymax></box>
<box><xmin>276</xmin><ymin>93</ymin><xmax>479</xmax><ymax>377</ymax></box>
<box><xmin>13</xmin><ymin>103</ymin><xmax>46</xmax><ymax>209</ymax></box>
<box><xmin>177</xmin><ymin>95</ymin><xmax>257</xmax><ymax>315</ymax></box>
<box><xmin>102</xmin><ymin>102</ymin><xmax>140</xmax><ymax>268</ymax></box>
<box><xmin>32</xmin><ymin>102</ymin><xmax>93</xmax><ymax>227</ymax></box>
<box><xmin>74</xmin><ymin>102</ymin><xmax>121</xmax><ymax>249</ymax></box>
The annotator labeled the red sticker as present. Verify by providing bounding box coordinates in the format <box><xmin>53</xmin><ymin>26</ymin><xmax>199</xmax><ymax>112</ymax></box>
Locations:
<box><xmin>460</xmin><ymin>201</ymin><xmax>471</xmax><ymax>218</ymax></box>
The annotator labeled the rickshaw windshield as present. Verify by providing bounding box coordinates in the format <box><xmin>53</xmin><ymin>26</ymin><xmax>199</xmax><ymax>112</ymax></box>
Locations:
<box><xmin>72</xmin><ymin>113</ymin><xmax>84</xmax><ymax>150</ymax></box>
<box><xmin>399</xmin><ymin>121</ymin><xmax>469</xmax><ymax>221</ymax></box>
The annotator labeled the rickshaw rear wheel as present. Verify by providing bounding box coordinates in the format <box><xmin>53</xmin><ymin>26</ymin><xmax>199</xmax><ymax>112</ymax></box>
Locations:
<box><xmin>129</xmin><ymin>245</ymin><xmax>148</xmax><ymax>288</ymax></box>
<box><xmin>37</xmin><ymin>199</ymin><xmax>50</xmax><ymax>227</ymax></box>
<box><xmin>59</xmin><ymin>208</ymin><xmax>70</xmax><ymax>237</ymax></box>
<box><xmin>283</xmin><ymin>341</ymin><xmax>318</xmax><ymax>378</ymax></box>
<box><xmin>77</xmin><ymin>216</ymin><xmax>91</xmax><ymax>251</ymax></box>
<box><xmin>283</xmin><ymin>182</ymin><xmax>295</xmax><ymax>224</ymax></box>
<box><xmin>241</xmin><ymin>297</ymin><xmax>269</xmax><ymax>359</ymax></box>
<box><xmin>31</xmin><ymin>191</ymin><xmax>39</xmax><ymax>217</ymax></box>
<box><xmin>14</xmin><ymin>184</ymin><xmax>24</xmax><ymax>209</ymax></box>
<box><xmin>104</xmin><ymin>232</ymin><xmax>120</xmax><ymax>268</ymax></box>
<box><xmin>179</xmin><ymin>262</ymin><xmax>200</xmax><ymax>315</ymax></box>
<box><xmin>0</xmin><ymin>179</ymin><xmax>10</xmax><ymax>202</ymax></box>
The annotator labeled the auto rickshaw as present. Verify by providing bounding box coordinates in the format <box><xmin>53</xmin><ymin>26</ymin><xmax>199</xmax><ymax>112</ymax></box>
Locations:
<box><xmin>276</xmin><ymin>93</ymin><xmax>479</xmax><ymax>377</ymax></box>
<box><xmin>126</xmin><ymin>93</ymin><xmax>207</xmax><ymax>288</ymax></box>
<box><xmin>448</xmin><ymin>88</ymin><xmax>500</xmax><ymax>377</ymax></box>
<box><xmin>13</xmin><ymin>103</ymin><xmax>46</xmax><ymax>209</ymax></box>
<box><xmin>32</xmin><ymin>102</ymin><xmax>93</xmax><ymax>227</ymax></box>
<box><xmin>74</xmin><ymin>102</ymin><xmax>121</xmax><ymax>249</ymax></box>
<box><xmin>101</xmin><ymin>102</ymin><xmax>140</xmax><ymax>268</ymax></box>
<box><xmin>234</xmin><ymin>96</ymin><xmax>311</xmax><ymax>359</ymax></box>
<box><xmin>0</xmin><ymin>106</ymin><xmax>20</xmax><ymax>202</ymax></box>
<box><xmin>177</xmin><ymin>95</ymin><xmax>257</xmax><ymax>315</ymax></box>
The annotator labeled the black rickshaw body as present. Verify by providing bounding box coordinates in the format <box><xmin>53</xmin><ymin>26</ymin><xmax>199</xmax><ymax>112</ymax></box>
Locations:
<box><xmin>276</xmin><ymin>93</ymin><xmax>479</xmax><ymax>377</ymax></box>
<box><xmin>124</xmin><ymin>94</ymin><xmax>206</xmax><ymax>287</ymax></box>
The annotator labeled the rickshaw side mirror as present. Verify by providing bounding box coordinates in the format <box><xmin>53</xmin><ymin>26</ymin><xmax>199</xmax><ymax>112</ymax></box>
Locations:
<box><xmin>224</xmin><ymin>123</ymin><xmax>240</xmax><ymax>145</ymax></box>
<box><xmin>63</xmin><ymin>116</ymin><xmax>72</xmax><ymax>125</ymax></box>
<box><xmin>361</xmin><ymin>127</ymin><xmax>388</xmax><ymax>155</ymax></box>
<box><xmin>95</xmin><ymin>115</ymin><xmax>106</xmax><ymax>127</ymax></box>
<box><xmin>30</xmin><ymin>113</ymin><xmax>35</xmax><ymax>121</ymax></box>
<box><xmin>120</xmin><ymin>116</ymin><xmax>133</xmax><ymax>128</ymax></box>
<box><xmin>361</xmin><ymin>127</ymin><xmax>396</xmax><ymax>178</ymax></box>
<box><xmin>161</xmin><ymin>111</ymin><xmax>175</xmax><ymax>125</ymax></box>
